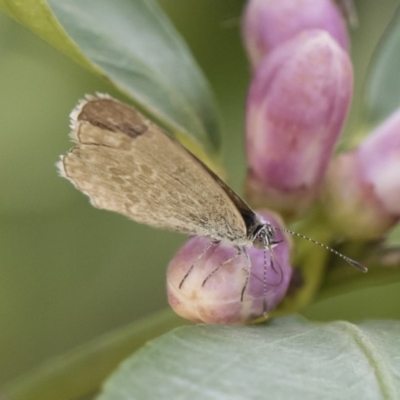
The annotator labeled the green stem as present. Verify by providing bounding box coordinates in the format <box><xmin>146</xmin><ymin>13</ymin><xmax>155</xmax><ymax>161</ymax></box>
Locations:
<box><xmin>277</xmin><ymin>206</ymin><xmax>335</xmax><ymax>314</ymax></box>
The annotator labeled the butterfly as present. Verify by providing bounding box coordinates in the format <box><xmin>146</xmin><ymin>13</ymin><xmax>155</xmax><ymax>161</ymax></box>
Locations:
<box><xmin>58</xmin><ymin>94</ymin><xmax>367</xmax><ymax>274</ymax></box>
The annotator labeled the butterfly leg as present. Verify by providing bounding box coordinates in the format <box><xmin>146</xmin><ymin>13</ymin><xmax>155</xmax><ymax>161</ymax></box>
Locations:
<box><xmin>266</xmin><ymin>243</ymin><xmax>283</xmax><ymax>286</ymax></box>
<box><xmin>179</xmin><ymin>240</ymin><xmax>219</xmax><ymax>289</ymax></box>
<box><xmin>202</xmin><ymin>245</ymin><xmax>242</xmax><ymax>287</ymax></box>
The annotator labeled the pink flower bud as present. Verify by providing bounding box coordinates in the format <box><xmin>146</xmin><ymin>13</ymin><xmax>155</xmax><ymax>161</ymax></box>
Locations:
<box><xmin>322</xmin><ymin>153</ymin><xmax>397</xmax><ymax>240</ymax></box>
<box><xmin>323</xmin><ymin>109</ymin><xmax>400</xmax><ymax>239</ymax></box>
<box><xmin>245</xmin><ymin>30</ymin><xmax>353</xmax><ymax>219</ymax></box>
<box><xmin>166</xmin><ymin>211</ymin><xmax>292</xmax><ymax>324</ymax></box>
<box><xmin>243</xmin><ymin>0</ymin><xmax>349</xmax><ymax>69</ymax></box>
<box><xmin>359</xmin><ymin>110</ymin><xmax>400</xmax><ymax>216</ymax></box>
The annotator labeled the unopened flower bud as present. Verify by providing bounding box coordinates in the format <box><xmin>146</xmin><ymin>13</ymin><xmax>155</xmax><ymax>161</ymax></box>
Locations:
<box><xmin>323</xmin><ymin>109</ymin><xmax>400</xmax><ymax>239</ymax></box>
<box><xmin>166</xmin><ymin>211</ymin><xmax>292</xmax><ymax>324</ymax></box>
<box><xmin>245</xmin><ymin>30</ymin><xmax>353</xmax><ymax>219</ymax></box>
<box><xmin>242</xmin><ymin>0</ymin><xmax>349</xmax><ymax>69</ymax></box>
<box><xmin>359</xmin><ymin>111</ymin><xmax>400</xmax><ymax>216</ymax></box>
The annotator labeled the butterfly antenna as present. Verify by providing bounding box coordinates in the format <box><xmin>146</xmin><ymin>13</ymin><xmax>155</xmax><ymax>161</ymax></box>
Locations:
<box><xmin>273</xmin><ymin>227</ymin><xmax>368</xmax><ymax>273</ymax></box>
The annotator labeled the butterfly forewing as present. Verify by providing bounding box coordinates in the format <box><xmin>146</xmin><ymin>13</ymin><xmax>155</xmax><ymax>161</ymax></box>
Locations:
<box><xmin>58</xmin><ymin>95</ymin><xmax>249</xmax><ymax>244</ymax></box>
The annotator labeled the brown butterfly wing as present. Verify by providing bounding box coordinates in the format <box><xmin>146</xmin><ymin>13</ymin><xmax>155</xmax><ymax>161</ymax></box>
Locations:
<box><xmin>58</xmin><ymin>95</ymin><xmax>251</xmax><ymax>244</ymax></box>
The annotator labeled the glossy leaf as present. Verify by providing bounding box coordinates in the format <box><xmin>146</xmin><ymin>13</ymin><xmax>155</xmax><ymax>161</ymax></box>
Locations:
<box><xmin>364</xmin><ymin>6</ymin><xmax>400</xmax><ymax>125</ymax></box>
<box><xmin>0</xmin><ymin>0</ymin><xmax>221</xmax><ymax>160</ymax></box>
<box><xmin>97</xmin><ymin>317</ymin><xmax>400</xmax><ymax>400</ymax></box>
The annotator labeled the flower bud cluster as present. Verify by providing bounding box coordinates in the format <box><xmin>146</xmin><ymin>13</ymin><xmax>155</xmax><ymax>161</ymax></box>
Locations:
<box><xmin>166</xmin><ymin>0</ymin><xmax>399</xmax><ymax>324</ymax></box>
<box><xmin>243</xmin><ymin>0</ymin><xmax>352</xmax><ymax>219</ymax></box>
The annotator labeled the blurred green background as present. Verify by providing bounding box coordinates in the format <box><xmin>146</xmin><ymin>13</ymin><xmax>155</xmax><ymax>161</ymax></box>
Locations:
<box><xmin>1</xmin><ymin>0</ymin><xmax>399</xmax><ymax>386</ymax></box>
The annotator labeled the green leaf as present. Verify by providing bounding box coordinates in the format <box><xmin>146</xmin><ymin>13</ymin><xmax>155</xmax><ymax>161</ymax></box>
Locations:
<box><xmin>2</xmin><ymin>309</ymin><xmax>188</xmax><ymax>400</ymax></box>
<box><xmin>0</xmin><ymin>0</ymin><xmax>221</xmax><ymax>162</ymax></box>
<box><xmin>364</xmin><ymin>6</ymin><xmax>400</xmax><ymax>126</ymax></box>
<box><xmin>97</xmin><ymin>317</ymin><xmax>400</xmax><ymax>400</ymax></box>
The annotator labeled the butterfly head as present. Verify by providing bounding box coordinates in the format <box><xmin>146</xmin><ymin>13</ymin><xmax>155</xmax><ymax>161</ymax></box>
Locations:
<box><xmin>252</xmin><ymin>223</ymin><xmax>279</xmax><ymax>250</ymax></box>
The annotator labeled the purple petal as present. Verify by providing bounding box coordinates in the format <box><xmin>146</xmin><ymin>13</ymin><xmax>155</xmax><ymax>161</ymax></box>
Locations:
<box><xmin>243</xmin><ymin>0</ymin><xmax>349</xmax><ymax>69</ymax></box>
<box><xmin>245</xmin><ymin>30</ymin><xmax>353</xmax><ymax>218</ymax></box>
<box><xmin>322</xmin><ymin>152</ymin><xmax>397</xmax><ymax>240</ymax></box>
<box><xmin>358</xmin><ymin>109</ymin><xmax>400</xmax><ymax>215</ymax></box>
